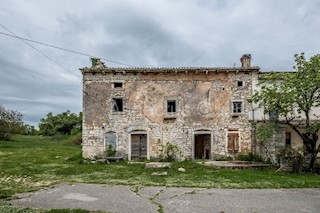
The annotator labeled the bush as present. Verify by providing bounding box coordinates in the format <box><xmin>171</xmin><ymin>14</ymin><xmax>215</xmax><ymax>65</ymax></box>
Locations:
<box><xmin>157</xmin><ymin>140</ymin><xmax>183</xmax><ymax>162</ymax></box>
<box><xmin>52</xmin><ymin>133</ymin><xmax>63</xmax><ymax>141</ymax></box>
<box><xmin>212</xmin><ymin>154</ymin><xmax>233</xmax><ymax>161</ymax></box>
<box><xmin>105</xmin><ymin>144</ymin><xmax>116</xmax><ymax>157</ymax></box>
<box><xmin>277</xmin><ymin>147</ymin><xmax>306</xmax><ymax>173</ymax></box>
<box><xmin>72</xmin><ymin>133</ymin><xmax>82</xmax><ymax>145</ymax></box>
<box><xmin>236</xmin><ymin>152</ymin><xmax>264</xmax><ymax>162</ymax></box>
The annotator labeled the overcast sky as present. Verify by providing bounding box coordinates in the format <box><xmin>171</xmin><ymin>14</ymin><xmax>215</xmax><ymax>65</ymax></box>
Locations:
<box><xmin>0</xmin><ymin>0</ymin><xmax>319</xmax><ymax>126</ymax></box>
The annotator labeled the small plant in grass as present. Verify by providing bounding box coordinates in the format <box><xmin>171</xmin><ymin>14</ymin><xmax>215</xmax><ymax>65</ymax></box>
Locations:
<box><xmin>157</xmin><ymin>139</ymin><xmax>183</xmax><ymax>162</ymax></box>
<box><xmin>105</xmin><ymin>144</ymin><xmax>116</xmax><ymax>157</ymax></box>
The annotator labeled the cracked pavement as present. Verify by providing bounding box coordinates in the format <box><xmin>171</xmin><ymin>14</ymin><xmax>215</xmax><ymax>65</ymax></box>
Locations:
<box><xmin>10</xmin><ymin>183</ymin><xmax>320</xmax><ymax>213</ymax></box>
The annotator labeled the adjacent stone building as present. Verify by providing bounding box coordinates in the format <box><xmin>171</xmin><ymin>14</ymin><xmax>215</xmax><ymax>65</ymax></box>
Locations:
<box><xmin>80</xmin><ymin>55</ymin><xmax>259</xmax><ymax>160</ymax></box>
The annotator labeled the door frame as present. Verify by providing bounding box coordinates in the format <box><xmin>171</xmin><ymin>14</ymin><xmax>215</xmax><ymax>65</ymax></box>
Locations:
<box><xmin>128</xmin><ymin>131</ymin><xmax>149</xmax><ymax>161</ymax></box>
<box><xmin>192</xmin><ymin>130</ymin><xmax>213</xmax><ymax>160</ymax></box>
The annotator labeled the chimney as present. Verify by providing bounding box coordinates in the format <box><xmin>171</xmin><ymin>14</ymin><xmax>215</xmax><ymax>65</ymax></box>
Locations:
<box><xmin>240</xmin><ymin>54</ymin><xmax>251</xmax><ymax>68</ymax></box>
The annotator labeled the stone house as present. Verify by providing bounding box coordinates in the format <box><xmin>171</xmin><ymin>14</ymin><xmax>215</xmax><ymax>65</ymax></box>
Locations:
<box><xmin>80</xmin><ymin>54</ymin><xmax>260</xmax><ymax>160</ymax></box>
<box><xmin>251</xmin><ymin>72</ymin><xmax>320</xmax><ymax>161</ymax></box>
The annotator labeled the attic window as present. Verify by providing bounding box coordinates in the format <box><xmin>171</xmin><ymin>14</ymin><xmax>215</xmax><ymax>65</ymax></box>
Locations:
<box><xmin>237</xmin><ymin>81</ymin><xmax>243</xmax><ymax>87</ymax></box>
<box><xmin>167</xmin><ymin>100</ymin><xmax>176</xmax><ymax>113</ymax></box>
<box><xmin>113</xmin><ymin>82</ymin><xmax>123</xmax><ymax>88</ymax></box>
<box><xmin>112</xmin><ymin>98</ymin><xmax>123</xmax><ymax>112</ymax></box>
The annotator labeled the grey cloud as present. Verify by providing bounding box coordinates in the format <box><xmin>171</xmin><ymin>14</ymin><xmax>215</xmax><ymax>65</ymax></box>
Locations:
<box><xmin>0</xmin><ymin>0</ymin><xmax>319</xmax><ymax>126</ymax></box>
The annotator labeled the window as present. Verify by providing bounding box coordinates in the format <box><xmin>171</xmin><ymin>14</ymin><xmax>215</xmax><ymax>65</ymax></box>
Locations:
<box><xmin>285</xmin><ymin>132</ymin><xmax>291</xmax><ymax>147</ymax></box>
<box><xmin>112</xmin><ymin>98</ymin><xmax>123</xmax><ymax>112</ymax></box>
<box><xmin>237</xmin><ymin>81</ymin><xmax>243</xmax><ymax>87</ymax></box>
<box><xmin>167</xmin><ymin>100</ymin><xmax>176</xmax><ymax>112</ymax></box>
<box><xmin>114</xmin><ymin>82</ymin><xmax>123</xmax><ymax>88</ymax></box>
<box><xmin>227</xmin><ymin>132</ymin><xmax>239</xmax><ymax>153</ymax></box>
<box><xmin>105</xmin><ymin>132</ymin><xmax>116</xmax><ymax>150</ymax></box>
<box><xmin>232</xmin><ymin>101</ymin><xmax>243</xmax><ymax>114</ymax></box>
<box><xmin>269</xmin><ymin>111</ymin><xmax>278</xmax><ymax>120</ymax></box>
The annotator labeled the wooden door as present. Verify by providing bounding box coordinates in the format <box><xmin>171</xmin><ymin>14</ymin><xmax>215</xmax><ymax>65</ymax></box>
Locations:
<box><xmin>131</xmin><ymin>134</ymin><xmax>147</xmax><ymax>159</ymax></box>
<box><xmin>195</xmin><ymin>135</ymin><xmax>204</xmax><ymax>159</ymax></box>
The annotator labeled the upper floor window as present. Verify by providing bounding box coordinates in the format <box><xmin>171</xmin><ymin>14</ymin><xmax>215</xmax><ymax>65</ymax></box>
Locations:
<box><xmin>114</xmin><ymin>82</ymin><xmax>123</xmax><ymax>88</ymax></box>
<box><xmin>232</xmin><ymin>101</ymin><xmax>243</xmax><ymax>114</ymax></box>
<box><xmin>167</xmin><ymin>100</ymin><xmax>177</xmax><ymax>112</ymax></box>
<box><xmin>112</xmin><ymin>98</ymin><xmax>123</xmax><ymax>112</ymax></box>
<box><xmin>269</xmin><ymin>111</ymin><xmax>278</xmax><ymax>120</ymax></box>
<box><xmin>237</xmin><ymin>81</ymin><xmax>243</xmax><ymax>87</ymax></box>
<box><xmin>112</xmin><ymin>81</ymin><xmax>124</xmax><ymax>89</ymax></box>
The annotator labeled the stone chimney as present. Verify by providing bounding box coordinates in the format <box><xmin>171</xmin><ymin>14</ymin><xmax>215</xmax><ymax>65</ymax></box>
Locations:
<box><xmin>90</xmin><ymin>57</ymin><xmax>106</xmax><ymax>69</ymax></box>
<box><xmin>240</xmin><ymin>54</ymin><xmax>251</xmax><ymax>68</ymax></box>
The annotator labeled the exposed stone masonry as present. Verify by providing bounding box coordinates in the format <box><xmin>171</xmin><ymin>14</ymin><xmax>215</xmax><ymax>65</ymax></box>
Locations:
<box><xmin>80</xmin><ymin>55</ymin><xmax>259</xmax><ymax>160</ymax></box>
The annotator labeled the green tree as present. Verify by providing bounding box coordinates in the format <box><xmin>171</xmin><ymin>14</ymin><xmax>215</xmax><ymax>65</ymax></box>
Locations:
<box><xmin>39</xmin><ymin>110</ymin><xmax>82</xmax><ymax>136</ymax></box>
<box><xmin>250</xmin><ymin>53</ymin><xmax>320</xmax><ymax>171</ymax></box>
<box><xmin>0</xmin><ymin>105</ymin><xmax>23</xmax><ymax>140</ymax></box>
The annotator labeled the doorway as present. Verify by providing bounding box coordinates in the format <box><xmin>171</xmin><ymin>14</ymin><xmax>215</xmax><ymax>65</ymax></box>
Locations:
<box><xmin>194</xmin><ymin>134</ymin><xmax>211</xmax><ymax>159</ymax></box>
<box><xmin>131</xmin><ymin>134</ymin><xmax>147</xmax><ymax>159</ymax></box>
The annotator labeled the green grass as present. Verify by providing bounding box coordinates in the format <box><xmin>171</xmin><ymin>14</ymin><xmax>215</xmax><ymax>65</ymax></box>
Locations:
<box><xmin>1</xmin><ymin>135</ymin><xmax>320</xmax><ymax>200</ymax></box>
<box><xmin>0</xmin><ymin>203</ymin><xmax>104</xmax><ymax>213</ymax></box>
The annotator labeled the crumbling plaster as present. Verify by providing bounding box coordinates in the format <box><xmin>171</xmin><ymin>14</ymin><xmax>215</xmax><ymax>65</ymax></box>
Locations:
<box><xmin>82</xmin><ymin>67</ymin><xmax>258</xmax><ymax>159</ymax></box>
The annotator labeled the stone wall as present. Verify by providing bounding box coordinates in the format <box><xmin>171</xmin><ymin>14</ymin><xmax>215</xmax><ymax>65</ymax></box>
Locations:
<box><xmin>82</xmin><ymin>68</ymin><xmax>258</xmax><ymax>160</ymax></box>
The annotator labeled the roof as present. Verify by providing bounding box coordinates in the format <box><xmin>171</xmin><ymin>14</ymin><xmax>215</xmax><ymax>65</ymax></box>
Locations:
<box><xmin>80</xmin><ymin>66</ymin><xmax>260</xmax><ymax>75</ymax></box>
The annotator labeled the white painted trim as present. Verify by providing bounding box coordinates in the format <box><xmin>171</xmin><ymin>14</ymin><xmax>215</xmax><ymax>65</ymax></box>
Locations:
<box><xmin>128</xmin><ymin>133</ymin><xmax>131</xmax><ymax>161</ymax></box>
<box><xmin>192</xmin><ymin>130</ymin><xmax>213</xmax><ymax>160</ymax></box>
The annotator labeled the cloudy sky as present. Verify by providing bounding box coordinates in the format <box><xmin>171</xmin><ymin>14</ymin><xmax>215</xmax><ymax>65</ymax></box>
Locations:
<box><xmin>0</xmin><ymin>0</ymin><xmax>319</xmax><ymax>126</ymax></box>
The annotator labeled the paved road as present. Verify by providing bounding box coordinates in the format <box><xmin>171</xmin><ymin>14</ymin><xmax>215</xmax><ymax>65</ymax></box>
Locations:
<box><xmin>10</xmin><ymin>183</ymin><xmax>320</xmax><ymax>213</ymax></box>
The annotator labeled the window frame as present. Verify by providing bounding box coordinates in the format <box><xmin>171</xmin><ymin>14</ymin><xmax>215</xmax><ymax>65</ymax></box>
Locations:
<box><xmin>237</xmin><ymin>80</ymin><xmax>244</xmax><ymax>87</ymax></box>
<box><xmin>112</xmin><ymin>97</ymin><xmax>124</xmax><ymax>112</ymax></box>
<box><xmin>112</xmin><ymin>80</ymin><xmax>124</xmax><ymax>89</ymax></box>
<box><xmin>167</xmin><ymin>100</ymin><xmax>177</xmax><ymax>113</ymax></box>
<box><xmin>232</xmin><ymin>100</ymin><xmax>244</xmax><ymax>114</ymax></box>
<box><xmin>164</xmin><ymin>97</ymin><xmax>178</xmax><ymax>119</ymax></box>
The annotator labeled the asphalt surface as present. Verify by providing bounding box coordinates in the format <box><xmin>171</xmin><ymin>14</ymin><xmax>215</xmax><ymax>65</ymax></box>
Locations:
<box><xmin>10</xmin><ymin>183</ymin><xmax>320</xmax><ymax>213</ymax></box>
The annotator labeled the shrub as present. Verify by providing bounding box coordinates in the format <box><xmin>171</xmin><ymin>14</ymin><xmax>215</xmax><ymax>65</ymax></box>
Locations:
<box><xmin>72</xmin><ymin>133</ymin><xmax>82</xmax><ymax>145</ymax></box>
<box><xmin>105</xmin><ymin>144</ymin><xmax>116</xmax><ymax>157</ymax></box>
<box><xmin>277</xmin><ymin>147</ymin><xmax>306</xmax><ymax>173</ymax></box>
<box><xmin>236</xmin><ymin>152</ymin><xmax>264</xmax><ymax>162</ymax></box>
<box><xmin>157</xmin><ymin>140</ymin><xmax>183</xmax><ymax>162</ymax></box>
<box><xmin>212</xmin><ymin>154</ymin><xmax>233</xmax><ymax>161</ymax></box>
<box><xmin>52</xmin><ymin>133</ymin><xmax>63</xmax><ymax>141</ymax></box>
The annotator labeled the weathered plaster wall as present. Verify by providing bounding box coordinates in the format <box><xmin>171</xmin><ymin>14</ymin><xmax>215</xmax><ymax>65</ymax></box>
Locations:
<box><xmin>82</xmin><ymin>70</ymin><xmax>255</xmax><ymax>159</ymax></box>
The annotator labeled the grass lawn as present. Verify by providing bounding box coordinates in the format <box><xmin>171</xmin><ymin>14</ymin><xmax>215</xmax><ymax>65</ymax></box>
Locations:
<box><xmin>1</xmin><ymin>135</ymin><xmax>320</xmax><ymax>200</ymax></box>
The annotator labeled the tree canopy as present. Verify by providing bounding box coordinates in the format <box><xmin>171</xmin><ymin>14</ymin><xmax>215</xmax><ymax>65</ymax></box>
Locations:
<box><xmin>0</xmin><ymin>105</ymin><xmax>24</xmax><ymax>140</ymax></box>
<box><xmin>250</xmin><ymin>53</ymin><xmax>320</xmax><ymax>171</ymax></box>
<box><xmin>39</xmin><ymin>110</ymin><xmax>82</xmax><ymax>136</ymax></box>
